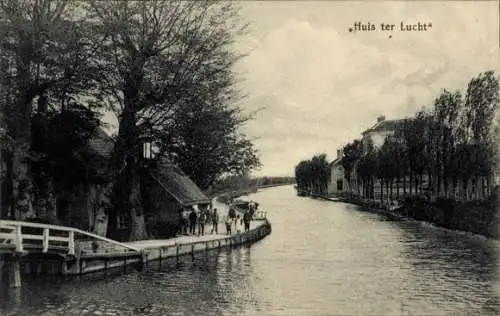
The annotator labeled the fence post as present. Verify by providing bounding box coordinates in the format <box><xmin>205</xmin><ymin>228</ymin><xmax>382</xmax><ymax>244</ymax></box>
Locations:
<box><xmin>42</xmin><ymin>228</ymin><xmax>49</xmax><ymax>253</ymax></box>
<box><xmin>9</xmin><ymin>257</ymin><xmax>21</xmax><ymax>288</ymax></box>
<box><xmin>68</xmin><ymin>231</ymin><xmax>75</xmax><ymax>256</ymax></box>
<box><xmin>15</xmin><ymin>225</ymin><xmax>23</xmax><ymax>252</ymax></box>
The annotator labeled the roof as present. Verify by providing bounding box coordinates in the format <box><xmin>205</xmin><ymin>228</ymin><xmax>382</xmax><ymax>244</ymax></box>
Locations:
<box><xmin>151</xmin><ymin>164</ymin><xmax>210</xmax><ymax>206</ymax></box>
<box><xmin>329</xmin><ymin>157</ymin><xmax>342</xmax><ymax>167</ymax></box>
<box><xmin>88</xmin><ymin>128</ymin><xmax>114</xmax><ymax>157</ymax></box>
<box><xmin>361</xmin><ymin>119</ymin><xmax>406</xmax><ymax>135</ymax></box>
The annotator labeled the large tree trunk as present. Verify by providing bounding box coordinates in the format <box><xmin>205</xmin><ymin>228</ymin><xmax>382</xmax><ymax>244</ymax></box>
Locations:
<box><xmin>129</xmin><ymin>168</ymin><xmax>146</xmax><ymax>241</ymax></box>
<box><xmin>3</xmin><ymin>151</ymin><xmax>14</xmax><ymax>218</ymax></box>
<box><xmin>389</xmin><ymin>179</ymin><xmax>393</xmax><ymax>201</ymax></box>
<box><xmin>396</xmin><ymin>176</ymin><xmax>400</xmax><ymax>200</ymax></box>
<box><xmin>10</xmin><ymin>60</ymin><xmax>36</xmax><ymax>220</ymax></box>
<box><xmin>403</xmin><ymin>175</ymin><xmax>407</xmax><ymax>196</ymax></box>
<box><xmin>380</xmin><ymin>179</ymin><xmax>384</xmax><ymax>202</ymax></box>
<box><xmin>11</xmin><ymin>145</ymin><xmax>35</xmax><ymax>220</ymax></box>
<box><xmin>409</xmin><ymin>174</ymin><xmax>413</xmax><ymax>196</ymax></box>
<box><xmin>111</xmin><ymin>67</ymin><xmax>147</xmax><ymax>241</ymax></box>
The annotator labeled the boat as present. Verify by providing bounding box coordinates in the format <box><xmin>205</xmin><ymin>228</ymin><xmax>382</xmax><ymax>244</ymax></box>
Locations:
<box><xmin>232</xmin><ymin>200</ymin><xmax>259</xmax><ymax>210</ymax></box>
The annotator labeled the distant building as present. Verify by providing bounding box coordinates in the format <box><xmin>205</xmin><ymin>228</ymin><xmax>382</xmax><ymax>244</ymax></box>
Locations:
<box><xmin>360</xmin><ymin>116</ymin><xmax>405</xmax><ymax>153</ymax></box>
<box><xmin>350</xmin><ymin>115</ymin><xmax>407</xmax><ymax>198</ymax></box>
<box><xmin>328</xmin><ymin>149</ymin><xmax>348</xmax><ymax>195</ymax></box>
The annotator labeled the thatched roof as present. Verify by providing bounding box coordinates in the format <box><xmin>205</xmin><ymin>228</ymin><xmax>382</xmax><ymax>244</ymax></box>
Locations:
<box><xmin>150</xmin><ymin>164</ymin><xmax>210</xmax><ymax>206</ymax></box>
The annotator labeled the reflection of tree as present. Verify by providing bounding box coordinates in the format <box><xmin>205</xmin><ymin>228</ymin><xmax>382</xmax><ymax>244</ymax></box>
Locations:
<box><xmin>397</xmin><ymin>222</ymin><xmax>499</xmax><ymax>314</ymax></box>
<box><xmin>0</xmin><ymin>277</ymin><xmax>70</xmax><ymax>315</ymax></box>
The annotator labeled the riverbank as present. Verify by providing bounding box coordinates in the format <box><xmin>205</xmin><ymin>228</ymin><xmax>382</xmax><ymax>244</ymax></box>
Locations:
<box><xmin>74</xmin><ymin>192</ymin><xmax>272</xmax><ymax>275</ymax></box>
<box><xmin>315</xmin><ymin>190</ymin><xmax>499</xmax><ymax>240</ymax></box>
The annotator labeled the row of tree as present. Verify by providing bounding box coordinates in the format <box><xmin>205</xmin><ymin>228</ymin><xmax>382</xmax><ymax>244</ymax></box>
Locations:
<box><xmin>211</xmin><ymin>174</ymin><xmax>295</xmax><ymax>195</ymax></box>
<box><xmin>341</xmin><ymin>71</ymin><xmax>499</xmax><ymax>202</ymax></box>
<box><xmin>0</xmin><ymin>1</ymin><xmax>261</xmax><ymax>240</ymax></box>
<box><xmin>294</xmin><ymin>153</ymin><xmax>330</xmax><ymax>196</ymax></box>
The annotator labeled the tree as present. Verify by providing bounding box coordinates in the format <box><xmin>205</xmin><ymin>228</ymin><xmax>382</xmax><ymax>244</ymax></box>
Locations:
<box><xmin>357</xmin><ymin>139</ymin><xmax>377</xmax><ymax>199</ymax></box>
<box><xmin>429</xmin><ymin>89</ymin><xmax>463</xmax><ymax>197</ymax></box>
<box><xmin>31</xmin><ymin>103</ymin><xmax>104</xmax><ymax>222</ymax></box>
<box><xmin>86</xmin><ymin>1</ymin><xmax>250</xmax><ymax>240</ymax></box>
<box><xmin>462</xmin><ymin>71</ymin><xmax>499</xmax><ymax>198</ymax></box>
<box><xmin>341</xmin><ymin>140</ymin><xmax>362</xmax><ymax>194</ymax></box>
<box><xmin>295</xmin><ymin>160</ymin><xmax>313</xmax><ymax>194</ymax></box>
<box><xmin>310</xmin><ymin>154</ymin><xmax>330</xmax><ymax>195</ymax></box>
<box><xmin>0</xmin><ymin>0</ymin><xmax>104</xmax><ymax>219</ymax></box>
<box><xmin>159</xmin><ymin>95</ymin><xmax>261</xmax><ymax>190</ymax></box>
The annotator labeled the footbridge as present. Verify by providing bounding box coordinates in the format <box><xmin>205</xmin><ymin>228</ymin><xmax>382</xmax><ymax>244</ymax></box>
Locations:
<box><xmin>0</xmin><ymin>220</ymin><xmax>143</xmax><ymax>287</ymax></box>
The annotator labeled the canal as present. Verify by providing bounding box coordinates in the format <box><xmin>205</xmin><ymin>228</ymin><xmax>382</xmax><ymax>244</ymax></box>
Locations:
<box><xmin>1</xmin><ymin>185</ymin><xmax>499</xmax><ymax>315</ymax></box>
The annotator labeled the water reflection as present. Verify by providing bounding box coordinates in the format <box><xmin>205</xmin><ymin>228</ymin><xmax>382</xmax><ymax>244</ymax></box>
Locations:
<box><xmin>1</xmin><ymin>185</ymin><xmax>499</xmax><ymax>315</ymax></box>
<box><xmin>394</xmin><ymin>221</ymin><xmax>500</xmax><ymax>315</ymax></box>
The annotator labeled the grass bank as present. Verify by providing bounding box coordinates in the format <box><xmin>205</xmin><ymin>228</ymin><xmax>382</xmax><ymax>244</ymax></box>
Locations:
<box><xmin>315</xmin><ymin>188</ymin><xmax>500</xmax><ymax>239</ymax></box>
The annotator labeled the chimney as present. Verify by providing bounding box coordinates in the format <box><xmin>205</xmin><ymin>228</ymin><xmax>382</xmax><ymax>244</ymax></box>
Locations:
<box><xmin>377</xmin><ymin>115</ymin><xmax>386</xmax><ymax>123</ymax></box>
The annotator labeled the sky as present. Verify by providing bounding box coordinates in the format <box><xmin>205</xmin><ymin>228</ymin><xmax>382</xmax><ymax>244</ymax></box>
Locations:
<box><xmin>230</xmin><ymin>0</ymin><xmax>500</xmax><ymax>177</ymax></box>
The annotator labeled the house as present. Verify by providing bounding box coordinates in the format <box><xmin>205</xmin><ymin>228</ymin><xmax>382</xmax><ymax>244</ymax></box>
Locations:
<box><xmin>328</xmin><ymin>149</ymin><xmax>348</xmax><ymax>195</ymax></box>
<box><xmin>351</xmin><ymin>115</ymin><xmax>407</xmax><ymax>199</ymax></box>
<box><xmin>360</xmin><ymin>116</ymin><xmax>405</xmax><ymax>153</ymax></box>
<box><xmin>56</xmin><ymin>127</ymin><xmax>114</xmax><ymax>235</ymax></box>
<box><xmin>141</xmin><ymin>163</ymin><xmax>211</xmax><ymax>239</ymax></box>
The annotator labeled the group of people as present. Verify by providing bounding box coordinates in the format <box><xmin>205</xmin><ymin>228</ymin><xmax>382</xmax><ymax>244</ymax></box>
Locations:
<box><xmin>179</xmin><ymin>205</ymin><xmax>219</xmax><ymax>236</ymax></box>
<box><xmin>179</xmin><ymin>201</ymin><xmax>257</xmax><ymax>237</ymax></box>
<box><xmin>223</xmin><ymin>206</ymin><xmax>253</xmax><ymax>235</ymax></box>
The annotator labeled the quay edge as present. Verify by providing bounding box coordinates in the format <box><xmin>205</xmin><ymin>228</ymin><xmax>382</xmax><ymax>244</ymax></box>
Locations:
<box><xmin>0</xmin><ymin>219</ymin><xmax>272</xmax><ymax>282</ymax></box>
<box><xmin>66</xmin><ymin>219</ymin><xmax>272</xmax><ymax>276</ymax></box>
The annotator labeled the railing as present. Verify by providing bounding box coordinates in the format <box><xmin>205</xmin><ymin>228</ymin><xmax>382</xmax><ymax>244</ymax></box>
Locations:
<box><xmin>0</xmin><ymin>220</ymin><xmax>141</xmax><ymax>256</ymax></box>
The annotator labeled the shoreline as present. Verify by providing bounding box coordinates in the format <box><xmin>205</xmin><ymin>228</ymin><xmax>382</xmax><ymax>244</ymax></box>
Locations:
<box><xmin>69</xmin><ymin>193</ymin><xmax>272</xmax><ymax>275</ymax></box>
<box><xmin>312</xmin><ymin>194</ymin><xmax>499</xmax><ymax>241</ymax></box>
<box><xmin>0</xmin><ymin>197</ymin><xmax>272</xmax><ymax>285</ymax></box>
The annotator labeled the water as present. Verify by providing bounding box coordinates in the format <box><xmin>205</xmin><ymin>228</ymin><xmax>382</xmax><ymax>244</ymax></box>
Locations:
<box><xmin>1</xmin><ymin>185</ymin><xmax>500</xmax><ymax>315</ymax></box>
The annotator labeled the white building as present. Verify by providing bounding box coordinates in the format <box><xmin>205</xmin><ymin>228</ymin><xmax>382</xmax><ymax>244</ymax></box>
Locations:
<box><xmin>328</xmin><ymin>149</ymin><xmax>348</xmax><ymax>195</ymax></box>
<box><xmin>360</xmin><ymin>116</ymin><xmax>405</xmax><ymax>153</ymax></box>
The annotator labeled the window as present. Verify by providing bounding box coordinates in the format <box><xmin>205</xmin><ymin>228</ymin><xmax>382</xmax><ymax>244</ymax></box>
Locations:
<box><xmin>337</xmin><ymin>179</ymin><xmax>343</xmax><ymax>191</ymax></box>
<box><xmin>116</xmin><ymin>215</ymin><xmax>128</xmax><ymax>229</ymax></box>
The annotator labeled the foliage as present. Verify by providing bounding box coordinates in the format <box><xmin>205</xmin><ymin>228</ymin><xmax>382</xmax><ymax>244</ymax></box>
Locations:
<box><xmin>340</xmin><ymin>140</ymin><xmax>362</xmax><ymax>183</ymax></box>
<box><xmin>294</xmin><ymin>154</ymin><xmax>330</xmax><ymax>195</ymax></box>
<box><xmin>0</xmin><ymin>0</ymin><xmax>259</xmax><ymax>242</ymax></box>
<box><xmin>298</xmin><ymin>71</ymin><xmax>499</xmax><ymax>204</ymax></box>
<box><xmin>161</xmin><ymin>99</ymin><xmax>261</xmax><ymax>189</ymax></box>
<box><xmin>31</xmin><ymin>103</ymin><xmax>104</xmax><ymax>193</ymax></box>
<box><xmin>341</xmin><ymin>70</ymin><xmax>499</xmax><ymax>201</ymax></box>
<box><xmin>0</xmin><ymin>0</ymin><xmax>106</xmax><ymax>219</ymax></box>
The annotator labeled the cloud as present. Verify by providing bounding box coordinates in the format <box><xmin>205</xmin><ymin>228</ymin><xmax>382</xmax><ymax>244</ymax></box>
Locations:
<box><xmin>235</xmin><ymin>1</ymin><xmax>500</xmax><ymax>176</ymax></box>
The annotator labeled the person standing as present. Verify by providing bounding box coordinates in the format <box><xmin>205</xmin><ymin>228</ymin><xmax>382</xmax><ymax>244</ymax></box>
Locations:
<box><xmin>189</xmin><ymin>207</ymin><xmax>197</xmax><ymax>235</ymax></box>
<box><xmin>248</xmin><ymin>201</ymin><xmax>256</xmax><ymax>218</ymax></box>
<box><xmin>224</xmin><ymin>212</ymin><xmax>232</xmax><ymax>235</ymax></box>
<box><xmin>182</xmin><ymin>209</ymin><xmax>189</xmax><ymax>234</ymax></box>
<box><xmin>235</xmin><ymin>214</ymin><xmax>241</xmax><ymax>233</ymax></box>
<box><xmin>228</xmin><ymin>207</ymin><xmax>236</xmax><ymax>231</ymax></box>
<box><xmin>243</xmin><ymin>210</ymin><xmax>252</xmax><ymax>232</ymax></box>
<box><xmin>198</xmin><ymin>209</ymin><xmax>206</xmax><ymax>236</ymax></box>
<box><xmin>211</xmin><ymin>208</ymin><xmax>219</xmax><ymax>234</ymax></box>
